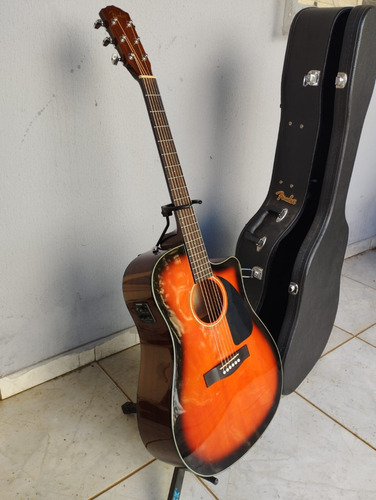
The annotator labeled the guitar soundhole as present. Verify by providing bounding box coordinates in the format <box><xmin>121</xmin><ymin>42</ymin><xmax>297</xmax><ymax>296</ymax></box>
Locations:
<box><xmin>191</xmin><ymin>277</ymin><xmax>227</xmax><ymax>326</ymax></box>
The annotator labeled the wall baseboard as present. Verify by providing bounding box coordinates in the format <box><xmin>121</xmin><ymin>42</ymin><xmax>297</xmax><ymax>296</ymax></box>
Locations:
<box><xmin>345</xmin><ymin>236</ymin><xmax>376</xmax><ymax>259</ymax></box>
<box><xmin>0</xmin><ymin>327</ymin><xmax>139</xmax><ymax>400</ymax></box>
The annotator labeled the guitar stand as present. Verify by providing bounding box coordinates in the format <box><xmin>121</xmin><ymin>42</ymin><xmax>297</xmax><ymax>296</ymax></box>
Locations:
<box><xmin>154</xmin><ymin>200</ymin><xmax>202</xmax><ymax>251</ymax></box>
<box><xmin>121</xmin><ymin>402</ymin><xmax>219</xmax><ymax>499</ymax></box>
<box><xmin>122</xmin><ymin>197</ymin><xmax>211</xmax><ymax>499</ymax></box>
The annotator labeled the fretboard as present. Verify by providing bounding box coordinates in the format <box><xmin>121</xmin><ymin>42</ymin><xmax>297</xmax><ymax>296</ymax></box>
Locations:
<box><xmin>139</xmin><ymin>76</ymin><xmax>212</xmax><ymax>282</ymax></box>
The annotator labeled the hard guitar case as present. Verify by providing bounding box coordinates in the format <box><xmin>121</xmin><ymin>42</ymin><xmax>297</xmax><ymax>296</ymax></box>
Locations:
<box><xmin>236</xmin><ymin>6</ymin><xmax>376</xmax><ymax>394</ymax></box>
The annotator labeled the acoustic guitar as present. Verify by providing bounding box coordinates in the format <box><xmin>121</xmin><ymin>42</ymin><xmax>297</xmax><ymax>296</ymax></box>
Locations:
<box><xmin>96</xmin><ymin>6</ymin><xmax>282</xmax><ymax>477</ymax></box>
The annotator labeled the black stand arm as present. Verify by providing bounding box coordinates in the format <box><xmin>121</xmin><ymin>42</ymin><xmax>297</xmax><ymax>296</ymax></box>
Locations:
<box><xmin>167</xmin><ymin>468</ymin><xmax>186</xmax><ymax>500</ymax></box>
<box><xmin>154</xmin><ymin>199</ymin><xmax>202</xmax><ymax>251</ymax></box>
<box><xmin>167</xmin><ymin>467</ymin><xmax>218</xmax><ymax>500</ymax></box>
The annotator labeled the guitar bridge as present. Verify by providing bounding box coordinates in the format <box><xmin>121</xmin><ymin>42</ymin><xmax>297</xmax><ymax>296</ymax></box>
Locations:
<box><xmin>203</xmin><ymin>345</ymin><xmax>250</xmax><ymax>388</ymax></box>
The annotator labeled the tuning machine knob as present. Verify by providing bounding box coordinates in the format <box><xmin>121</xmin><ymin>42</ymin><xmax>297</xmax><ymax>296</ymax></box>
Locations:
<box><xmin>111</xmin><ymin>53</ymin><xmax>122</xmax><ymax>65</ymax></box>
<box><xmin>103</xmin><ymin>36</ymin><xmax>113</xmax><ymax>47</ymax></box>
<box><xmin>94</xmin><ymin>19</ymin><xmax>104</xmax><ymax>29</ymax></box>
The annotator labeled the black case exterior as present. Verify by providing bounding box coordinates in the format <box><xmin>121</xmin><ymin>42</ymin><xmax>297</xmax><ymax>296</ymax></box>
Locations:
<box><xmin>236</xmin><ymin>7</ymin><xmax>350</xmax><ymax>314</ymax></box>
<box><xmin>236</xmin><ymin>6</ymin><xmax>376</xmax><ymax>394</ymax></box>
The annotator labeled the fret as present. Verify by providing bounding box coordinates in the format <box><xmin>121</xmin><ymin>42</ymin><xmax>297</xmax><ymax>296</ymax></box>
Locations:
<box><xmin>190</xmin><ymin>266</ymin><xmax>212</xmax><ymax>281</ymax></box>
<box><xmin>192</xmin><ymin>250</ymin><xmax>210</xmax><ymax>264</ymax></box>
<box><xmin>170</xmin><ymin>183</ymin><xmax>188</xmax><ymax>191</ymax></box>
<box><xmin>171</xmin><ymin>174</ymin><xmax>184</xmax><ymax>181</ymax></box>
<box><xmin>182</xmin><ymin>229</ymin><xmax>203</xmax><ymax>241</ymax></box>
<box><xmin>164</xmin><ymin>163</ymin><xmax>181</xmax><ymax>168</ymax></box>
<box><xmin>170</xmin><ymin>190</ymin><xmax>188</xmax><ymax>197</ymax></box>
<box><xmin>196</xmin><ymin>272</ymin><xmax>213</xmax><ymax>283</ymax></box>
<box><xmin>191</xmin><ymin>264</ymin><xmax>211</xmax><ymax>276</ymax></box>
<box><xmin>182</xmin><ymin>226</ymin><xmax>206</xmax><ymax>244</ymax></box>
<box><xmin>172</xmin><ymin>197</ymin><xmax>190</xmax><ymax>206</ymax></box>
<box><xmin>178</xmin><ymin>219</ymin><xmax>202</xmax><ymax>233</ymax></box>
<box><xmin>178</xmin><ymin>211</ymin><xmax>194</xmax><ymax>218</ymax></box>
<box><xmin>145</xmin><ymin>93</ymin><xmax>160</xmax><ymax>97</ymax></box>
<box><xmin>153</xmin><ymin>124</ymin><xmax>170</xmax><ymax>129</ymax></box>
<box><xmin>158</xmin><ymin>139</ymin><xmax>174</xmax><ymax>143</ymax></box>
<box><xmin>193</xmin><ymin>262</ymin><xmax>212</xmax><ymax>274</ymax></box>
<box><xmin>161</xmin><ymin>151</ymin><xmax>177</xmax><ymax>157</ymax></box>
<box><xmin>184</xmin><ymin>235</ymin><xmax>206</xmax><ymax>247</ymax></box>
<box><xmin>179</xmin><ymin>218</ymin><xmax>200</xmax><ymax>230</ymax></box>
<box><xmin>185</xmin><ymin>233</ymin><xmax>206</xmax><ymax>245</ymax></box>
<box><xmin>187</xmin><ymin>249</ymin><xmax>208</xmax><ymax>262</ymax></box>
<box><xmin>149</xmin><ymin>110</ymin><xmax>165</xmax><ymax>113</ymax></box>
<box><xmin>178</xmin><ymin>211</ymin><xmax>197</xmax><ymax>219</ymax></box>
<box><xmin>170</xmin><ymin>187</ymin><xmax>189</xmax><ymax>195</ymax></box>
<box><xmin>181</xmin><ymin>224</ymin><xmax>201</xmax><ymax>235</ymax></box>
<box><xmin>185</xmin><ymin>249</ymin><xmax>209</xmax><ymax>267</ymax></box>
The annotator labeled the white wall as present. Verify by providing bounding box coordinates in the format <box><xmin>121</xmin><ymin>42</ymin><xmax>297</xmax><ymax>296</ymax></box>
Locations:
<box><xmin>0</xmin><ymin>0</ymin><xmax>374</xmax><ymax>377</ymax></box>
<box><xmin>346</xmin><ymin>84</ymin><xmax>376</xmax><ymax>246</ymax></box>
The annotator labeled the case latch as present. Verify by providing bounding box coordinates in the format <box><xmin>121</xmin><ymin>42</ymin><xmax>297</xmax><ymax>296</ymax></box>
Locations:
<box><xmin>303</xmin><ymin>70</ymin><xmax>321</xmax><ymax>87</ymax></box>
<box><xmin>242</xmin><ymin>266</ymin><xmax>263</xmax><ymax>280</ymax></box>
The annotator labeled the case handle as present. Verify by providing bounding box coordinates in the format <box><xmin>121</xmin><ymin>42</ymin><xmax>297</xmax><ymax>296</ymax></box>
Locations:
<box><xmin>244</xmin><ymin>207</ymin><xmax>288</xmax><ymax>251</ymax></box>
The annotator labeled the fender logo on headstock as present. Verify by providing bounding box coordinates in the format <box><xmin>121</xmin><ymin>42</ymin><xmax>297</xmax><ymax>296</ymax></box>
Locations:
<box><xmin>275</xmin><ymin>190</ymin><xmax>297</xmax><ymax>205</ymax></box>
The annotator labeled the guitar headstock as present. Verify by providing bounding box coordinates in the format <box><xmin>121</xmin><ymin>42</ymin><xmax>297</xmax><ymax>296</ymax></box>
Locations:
<box><xmin>95</xmin><ymin>6</ymin><xmax>152</xmax><ymax>79</ymax></box>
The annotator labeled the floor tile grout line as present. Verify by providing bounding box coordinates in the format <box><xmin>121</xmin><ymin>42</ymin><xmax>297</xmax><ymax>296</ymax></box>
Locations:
<box><xmin>341</xmin><ymin>273</ymin><xmax>376</xmax><ymax>291</ymax></box>
<box><xmin>332</xmin><ymin>320</ymin><xmax>376</xmax><ymax>338</ymax></box>
<box><xmin>295</xmin><ymin>391</ymin><xmax>376</xmax><ymax>452</ymax></box>
<box><xmin>97</xmin><ymin>342</ymin><xmax>141</xmax><ymax>364</ymax></box>
<box><xmin>320</xmin><ymin>335</ymin><xmax>354</xmax><ymax>358</ymax></box>
<box><xmin>96</xmin><ymin>360</ymin><xmax>135</xmax><ymax>403</ymax></box>
<box><xmin>95</xmin><ymin>353</ymin><xmax>220</xmax><ymax>499</ymax></box>
<box><xmin>333</xmin><ymin>324</ymin><xmax>356</xmax><ymax>336</ymax></box>
<box><xmin>87</xmin><ymin>458</ymin><xmax>156</xmax><ymax>499</ymax></box>
<box><xmin>355</xmin><ymin>335</ymin><xmax>376</xmax><ymax>349</ymax></box>
<box><xmin>354</xmin><ymin>321</ymin><xmax>376</xmax><ymax>337</ymax></box>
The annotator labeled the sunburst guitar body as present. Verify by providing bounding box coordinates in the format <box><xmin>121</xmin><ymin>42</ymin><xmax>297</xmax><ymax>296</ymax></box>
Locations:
<box><xmin>123</xmin><ymin>245</ymin><xmax>281</xmax><ymax>476</ymax></box>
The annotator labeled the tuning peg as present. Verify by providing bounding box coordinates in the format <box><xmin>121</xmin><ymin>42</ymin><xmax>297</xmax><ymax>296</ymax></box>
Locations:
<box><xmin>94</xmin><ymin>19</ymin><xmax>103</xmax><ymax>29</ymax></box>
<box><xmin>103</xmin><ymin>36</ymin><xmax>113</xmax><ymax>47</ymax></box>
<box><xmin>111</xmin><ymin>53</ymin><xmax>122</xmax><ymax>65</ymax></box>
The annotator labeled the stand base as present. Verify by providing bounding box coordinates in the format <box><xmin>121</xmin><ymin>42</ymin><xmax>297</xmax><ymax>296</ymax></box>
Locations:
<box><xmin>121</xmin><ymin>401</ymin><xmax>137</xmax><ymax>414</ymax></box>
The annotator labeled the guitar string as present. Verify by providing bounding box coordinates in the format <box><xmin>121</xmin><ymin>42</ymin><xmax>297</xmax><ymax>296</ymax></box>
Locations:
<box><xmin>121</xmin><ymin>25</ymin><xmax>234</xmax><ymax>365</ymax></box>
<box><xmin>144</xmin><ymin>79</ymin><xmax>225</xmax><ymax>326</ymax></box>
<box><xmin>121</xmin><ymin>23</ymin><xmax>235</xmax><ymax>365</ymax></box>
<box><xmin>117</xmin><ymin>24</ymin><xmax>208</xmax><ymax>277</ymax></box>
<box><xmin>140</xmin><ymin>71</ymin><xmax>236</xmax><ymax>365</ymax></box>
<box><xmin>143</xmin><ymin>79</ymin><xmax>224</xmax><ymax>320</ymax></box>
<box><xmin>144</xmin><ymin>80</ymin><xmax>234</xmax><ymax>362</ymax></box>
<box><xmin>143</xmin><ymin>78</ymin><xmax>236</xmax><ymax>365</ymax></box>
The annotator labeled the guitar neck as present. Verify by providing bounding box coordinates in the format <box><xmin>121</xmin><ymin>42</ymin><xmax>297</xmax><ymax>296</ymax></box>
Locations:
<box><xmin>139</xmin><ymin>76</ymin><xmax>212</xmax><ymax>282</ymax></box>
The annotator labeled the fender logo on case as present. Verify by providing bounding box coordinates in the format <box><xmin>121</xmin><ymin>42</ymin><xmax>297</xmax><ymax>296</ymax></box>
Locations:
<box><xmin>275</xmin><ymin>190</ymin><xmax>297</xmax><ymax>205</ymax></box>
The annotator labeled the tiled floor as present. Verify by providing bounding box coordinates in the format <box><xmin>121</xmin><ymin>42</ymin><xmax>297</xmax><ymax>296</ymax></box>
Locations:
<box><xmin>1</xmin><ymin>250</ymin><xmax>375</xmax><ymax>499</ymax></box>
